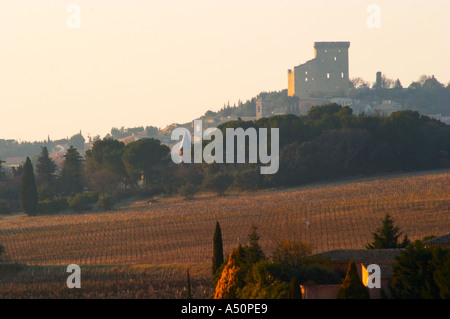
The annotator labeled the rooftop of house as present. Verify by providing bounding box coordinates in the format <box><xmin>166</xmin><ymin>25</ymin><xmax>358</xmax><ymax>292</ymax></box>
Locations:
<box><xmin>314</xmin><ymin>249</ymin><xmax>403</xmax><ymax>263</ymax></box>
<box><xmin>362</xmin><ymin>262</ymin><xmax>395</xmax><ymax>279</ymax></box>
<box><xmin>424</xmin><ymin>233</ymin><xmax>450</xmax><ymax>246</ymax></box>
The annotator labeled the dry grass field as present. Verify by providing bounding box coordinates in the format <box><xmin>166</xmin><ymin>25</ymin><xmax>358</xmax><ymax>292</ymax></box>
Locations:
<box><xmin>1</xmin><ymin>170</ymin><xmax>449</xmax><ymax>298</ymax></box>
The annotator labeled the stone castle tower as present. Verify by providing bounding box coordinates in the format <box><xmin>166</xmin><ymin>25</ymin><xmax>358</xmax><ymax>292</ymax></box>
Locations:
<box><xmin>288</xmin><ymin>42</ymin><xmax>350</xmax><ymax>99</ymax></box>
<box><xmin>256</xmin><ymin>97</ymin><xmax>263</xmax><ymax>120</ymax></box>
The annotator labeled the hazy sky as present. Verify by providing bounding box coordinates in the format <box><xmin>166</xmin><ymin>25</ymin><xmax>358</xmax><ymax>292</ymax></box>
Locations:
<box><xmin>0</xmin><ymin>0</ymin><xmax>449</xmax><ymax>141</ymax></box>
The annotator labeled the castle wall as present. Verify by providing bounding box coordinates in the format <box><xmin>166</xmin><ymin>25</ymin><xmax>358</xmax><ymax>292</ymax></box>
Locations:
<box><xmin>289</xmin><ymin>42</ymin><xmax>350</xmax><ymax>99</ymax></box>
<box><xmin>287</xmin><ymin>69</ymin><xmax>295</xmax><ymax>97</ymax></box>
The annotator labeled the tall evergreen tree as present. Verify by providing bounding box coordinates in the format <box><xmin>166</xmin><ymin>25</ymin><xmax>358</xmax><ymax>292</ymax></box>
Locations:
<box><xmin>186</xmin><ymin>268</ymin><xmax>192</xmax><ymax>299</ymax></box>
<box><xmin>337</xmin><ymin>260</ymin><xmax>370</xmax><ymax>299</ymax></box>
<box><xmin>366</xmin><ymin>214</ymin><xmax>410</xmax><ymax>249</ymax></box>
<box><xmin>60</xmin><ymin>146</ymin><xmax>84</xmax><ymax>195</ymax></box>
<box><xmin>20</xmin><ymin>157</ymin><xmax>38</xmax><ymax>216</ymax></box>
<box><xmin>36</xmin><ymin>146</ymin><xmax>57</xmax><ymax>186</ymax></box>
<box><xmin>212</xmin><ymin>221</ymin><xmax>224</xmax><ymax>275</ymax></box>
<box><xmin>247</xmin><ymin>225</ymin><xmax>265</xmax><ymax>264</ymax></box>
<box><xmin>390</xmin><ymin>240</ymin><xmax>442</xmax><ymax>299</ymax></box>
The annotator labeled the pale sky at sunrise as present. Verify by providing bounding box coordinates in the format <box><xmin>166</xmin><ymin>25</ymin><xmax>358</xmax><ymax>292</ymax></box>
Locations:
<box><xmin>0</xmin><ymin>0</ymin><xmax>449</xmax><ymax>142</ymax></box>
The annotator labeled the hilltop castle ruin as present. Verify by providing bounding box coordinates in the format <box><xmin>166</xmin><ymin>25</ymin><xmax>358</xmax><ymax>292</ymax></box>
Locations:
<box><xmin>288</xmin><ymin>42</ymin><xmax>351</xmax><ymax>99</ymax></box>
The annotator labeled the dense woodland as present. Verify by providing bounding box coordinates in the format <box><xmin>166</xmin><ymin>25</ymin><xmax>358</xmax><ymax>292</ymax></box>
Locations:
<box><xmin>1</xmin><ymin>100</ymin><xmax>449</xmax><ymax>216</ymax></box>
<box><xmin>0</xmin><ymin>74</ymin><xmax>449</xmax><ymax>215</ymax></box>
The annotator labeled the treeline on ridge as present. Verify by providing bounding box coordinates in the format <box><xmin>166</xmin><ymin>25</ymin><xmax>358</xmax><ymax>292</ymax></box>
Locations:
<box><xmin>1</xmin><ymin>103</ymin><xmax>450</xmax><ymax>215</ymax></box>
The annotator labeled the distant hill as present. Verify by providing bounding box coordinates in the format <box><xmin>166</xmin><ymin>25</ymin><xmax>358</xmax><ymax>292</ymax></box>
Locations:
<box><xmin>1</xmin><ymin>74</ymin><xmax>448</xmax><ymax>162</ymax></box>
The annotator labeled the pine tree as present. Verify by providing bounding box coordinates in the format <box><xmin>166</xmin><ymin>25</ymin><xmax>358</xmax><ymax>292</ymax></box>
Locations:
<box><xmin>337</xmin><ymin>260</ymin><xmax>369</xmax><ymax>299</ymax></box>
<box><xmin>36</xmin><ymin>146</ymin><xmax>57</xmax><ymax>186</ymax></box>
<box><xmin>20</xmin><ymin>157</ymin><xmax>38</xmax><ymax>216</ymax></box>
<box><xmin>247</xmin><ymin>225</ymin><xmax>265</xmax><ymax>264</ymax></box>
<box><xmin>212</xmin><ymin>221</ymin><xmax>224</xmax><ymax>275</ymax></box>
<box><xmin>366</xmin><ymin>214</ymin><xmax>410</xmax><ymax>249</ymax></box>
<box><xmin>60</xmin><ymin>146</ymin><xmax>84</xmax><ymax>195</ymax></box>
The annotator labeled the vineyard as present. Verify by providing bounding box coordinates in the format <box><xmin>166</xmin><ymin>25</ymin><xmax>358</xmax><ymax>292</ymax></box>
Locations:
<box><xmin>1</xmin><ymin>170</ymin><xmax>450</xmax><ymax>298</ymax></box>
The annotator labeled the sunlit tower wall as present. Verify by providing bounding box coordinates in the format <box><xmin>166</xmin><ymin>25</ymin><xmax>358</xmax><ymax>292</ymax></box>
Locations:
<box><xmin>256</xmin><ymin>97</ymin><xmax>263</xmax><ymax>120</ymax></box>
<box><xmin>288</xmin><ymin>42</ymin><xmax>351</xmax><ymax>99</ymax></box>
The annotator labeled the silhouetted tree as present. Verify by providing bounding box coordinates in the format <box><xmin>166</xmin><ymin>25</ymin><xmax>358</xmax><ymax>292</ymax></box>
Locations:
<box><xmin>337</xmin><ymin>260</ymin><xmax>369</xmax><ymax>299</ymax></box>
<box><xmin>36</xmin><ymin>146</ymin><xmax>57</xmax><ymax>187</ymax></box>
<box><xmin>390</xmin><ymin>241</ymin><xmax>440</xmax><ymax>298</ymax></box>
<box><xmin>85</xmin><ymin>138</ymin><xmax>126</xmax><ymax>174</ymax></box>
<box><xmin>186</xmin><ymin>268</ymin><xmax>192</xmax><ymax>299</ymax></box>
<box><xmin>60</xmin><ymin>146</ymin><xmax>85</xmax><ymax>195</ymax></box>
<box><xmin>202</xmin><ymin>172</ymin><xmax>233</xmax><ymax>196</ymax></box>
<box><xmin>247</xmin><ymin>225</ymin><xmax>265</xmax><ymax>264</ymax></box>
<box><xmin>122</xmin><ymin>138</ymin><xmax>170</xmax><ymax>188</ymax></box>
<box><xmin>212</xmin><ymin>221</ymin><xmax>224</xmax><ymax>275</ymax></box>
<box><xmin>85</xmin><ymin>138</ymin><xmax>127</xmax><ymax>193</ymax></box>
<box><xmin>366</xmin><ymin>214</ymin><xmax>410</xmax><ymax>249</ymax></box>
<box><xmin>20</xmin><ymin>157</ymin><xmax>38</xmax><ymax>216</ymax></box>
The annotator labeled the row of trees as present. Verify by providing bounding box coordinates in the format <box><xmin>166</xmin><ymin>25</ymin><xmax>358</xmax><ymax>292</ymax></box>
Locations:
<box><xmin>1</xmin><ymin>74</ymin><xmax>448</xmax><ymax>167</ymax></box>
<box><xmin>217</xmin><ymin>105</ymin><xmax>450</xmax><ymax>189</ymax></box>
<box><xmin>9</xmin><ymin>137</ymin><xmax>171</xmax><ymax>215</ymax></box>
<box><xmin>350</xmin><ymin>74</ymin><xmax>450</xmax><ymax>116</ymax></box>
<box><xmin>0</xmin><ymin>133</ymin><xmax>85</xmax><ymax>160</ymax></box>
<box><xmin>2</xmin><ymin>103</ymin><xmax>450</xmax><ymax>216</ymax></box>
<box><xmin>210</xmin><ymin>215</ymin><xmax>450</xmax><ymax>299</ymax></box>
<box><xmin>212</xmin><ymin>224</ymin><xmax>339</xmax><ymax>299</ymax></box>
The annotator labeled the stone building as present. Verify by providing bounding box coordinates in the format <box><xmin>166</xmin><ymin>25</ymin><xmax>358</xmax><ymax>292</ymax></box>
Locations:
<box><xmin>256</xmin><ymin>97</ymin><xmax>263</xmax><ymax>120</ymax></box>
<box><xmin>288</xmin><ymin>42</ymin><xmax>351</xmax><ymax>99</ymax></box>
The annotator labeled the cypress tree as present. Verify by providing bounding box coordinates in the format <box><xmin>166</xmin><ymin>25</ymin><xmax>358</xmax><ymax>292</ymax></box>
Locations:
<box><xmin>337</xmin><ymin>260</ymin><xmax>369</xmax><ymax>299</ymax></box>
<box><xmin>212</xmin><ymin>221</ymin><xmax>224</xmax><ymax>275</ymax></box>
<box><xmin>20</xmin><ymin>157</ymin><xmax>38</xmax><ymax>216</ymax></box>
<box><xmin>186</xmin><ymin>268</ymin><xmax>192</xmax><ymax>299</ymax></box>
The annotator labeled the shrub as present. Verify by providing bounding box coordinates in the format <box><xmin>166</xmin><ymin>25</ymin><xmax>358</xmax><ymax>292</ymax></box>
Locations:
<box><xmin>272</xmin><ymin>240</ymin><xmax>313</xmax><ymax>268</ymax></box>
<box><xmin>203</xmin><ymin>172</ymin><xmax>234</xmax><ymax>196</ymax></box>
<box><xmin>234</xmin><ymin>168</ymin><xmax>260</xmax><ymax>191</ymax></box>
<box><xmin>0</xmin><ymin>199</ymin><xmax>12</xmax><ymax>215</ymax></box>
<box><xmin>83</xmin><ymin>191</ymin><xmax>99</xmax><ymax>204</ymax></box>
<box><xmin>67</xmin><ymin>193</ymin><xmax>90</xmax><ymax>212</ymax></box>
<box><xmin>38</xmin><ymin>200</ymin><xmax>56</xmax><ymax>214</ymax></box>
<box><xmin>178</xmin><ymin>183</ymin><xmax>198</xmax><ymax>200</ymax></box>
<box><xmin>38</xmin><ymin>197</ymin><xmax>68</xmax><ymax>214</ymax></box>
<box><xmin>97</xmin><ymin>193</ymin><xmax>116</xmax><ymax>211</ymax></box>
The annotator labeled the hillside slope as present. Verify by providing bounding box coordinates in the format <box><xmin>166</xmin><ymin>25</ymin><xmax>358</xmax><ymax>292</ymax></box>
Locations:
<box><xmin>1</xmin><ymin>170</ymin><xmax>449</xmax><ymax>267</ymax></box>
